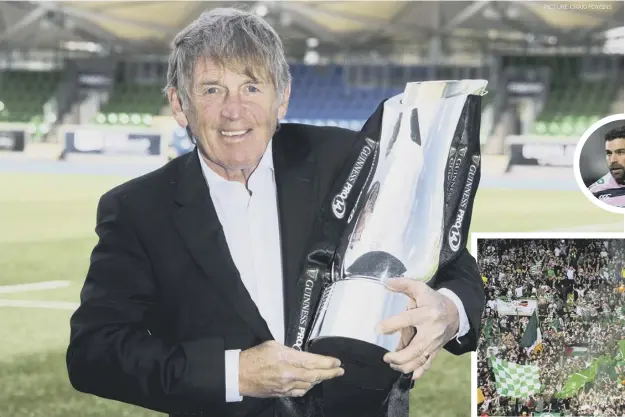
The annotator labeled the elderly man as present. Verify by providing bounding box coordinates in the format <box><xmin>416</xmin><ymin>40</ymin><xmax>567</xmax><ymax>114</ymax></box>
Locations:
<box><xmin>66</xmin><ymin>7</ymin><xmax>484</xmax><ymax>417</ymax></box>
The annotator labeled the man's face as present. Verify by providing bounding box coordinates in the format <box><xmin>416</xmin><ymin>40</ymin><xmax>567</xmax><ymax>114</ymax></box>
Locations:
<box><xmin>172</xmin><ymin>57</ymin><xmax>290</xmax><ymax>174</ymax></box>
<box><xmin>606</xmin><ymin>138</ymin><xmax>625</xmax><ymax>183</ymax></box>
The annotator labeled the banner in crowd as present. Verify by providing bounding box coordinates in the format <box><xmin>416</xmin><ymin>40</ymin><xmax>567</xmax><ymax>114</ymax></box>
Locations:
<box><xmin>555</xmin><ymin>356</ymin><xmax>613</xmax><ymax>399</ymax></box>
<box><xmin>496</xmin><ymin>299</ymin><xmax>537</xmax><ymax>316</ymax></box>
<box><xmin>0</xmin><ymin>129</ymin><xmax>26</xmax><ymax>152</ymax></box>
<box><xmin>564</xmin><ymin>344</ymin><xmax>589</xmax><ymax>357</ymax></box>
<box><xmin>489</xmin><ymin>357</ymin><xmax>541</xmax><ymax>398</ymax></box>
<box><xmin>477</xmin><ymin>388</ymin><xmax>485</xmax><ymax>404</ymax></box>
<box><xmin>555</xmin><ymin>370</ymin><xmax>590</xmax><ymax>399</ymax></box>
<box><xmin>521</xmin><ymin>310</ymin><xmax>543</xmax><ymax>355</ymax></box>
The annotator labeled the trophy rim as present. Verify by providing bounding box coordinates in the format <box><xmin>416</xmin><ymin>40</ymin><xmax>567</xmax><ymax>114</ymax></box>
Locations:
<box><xmin>339</xmin><ymin>274</ymin><xmax>385</xmax><ymax>282</ymax></box>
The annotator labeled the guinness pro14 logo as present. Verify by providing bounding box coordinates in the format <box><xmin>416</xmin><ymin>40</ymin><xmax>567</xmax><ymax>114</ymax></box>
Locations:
<box><xmin>332</xmin><ymin>139</ymin><xmax>374</xmax><ymax>219</ymax></box>
<box><xmin>448</xmin><ymin>156</ymin><xmax>480</xmax><ymax>252</ymax></box>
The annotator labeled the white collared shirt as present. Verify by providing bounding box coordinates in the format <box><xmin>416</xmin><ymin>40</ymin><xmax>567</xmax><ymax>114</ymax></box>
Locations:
<box><xmin>198</xmin><ymin>142</ymin><xmax>284</xmax><ymax>402</ymax></box>
<box><xmin>198</xmin><ymin>142</ymin><xmax>470</xmax><ymax>403</ymax></box>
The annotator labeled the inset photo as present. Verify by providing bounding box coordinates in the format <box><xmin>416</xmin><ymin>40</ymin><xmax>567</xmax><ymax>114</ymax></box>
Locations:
<box><xmin>475</xmin><ymin>237</ymin><xmax>625</xmax><ymax>417</ymax></box>
<box><xmin>575</xmin><ymin>114</ymin><xmax>625</xmax><ymax>214</ymax></box>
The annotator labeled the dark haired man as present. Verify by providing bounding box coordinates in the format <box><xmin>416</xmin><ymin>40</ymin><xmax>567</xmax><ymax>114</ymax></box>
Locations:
<box><xmin>589</xmin><ymin>126</ymin><xmax>625</xmax><ymax>207</ymax></box>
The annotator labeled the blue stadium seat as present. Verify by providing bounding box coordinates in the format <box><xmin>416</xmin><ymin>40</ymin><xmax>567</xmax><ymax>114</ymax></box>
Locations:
<box><xmin>284</xmin><ymin>64</ymin><xmax>490</xmax><ymax>125</ymax></box>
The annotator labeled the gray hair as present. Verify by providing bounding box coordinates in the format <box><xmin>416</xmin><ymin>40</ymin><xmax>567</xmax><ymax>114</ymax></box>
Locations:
<box><xmin>165</xmin><ymin>7</ymin><xmax>291</xmax><ymax>109</ymax></box>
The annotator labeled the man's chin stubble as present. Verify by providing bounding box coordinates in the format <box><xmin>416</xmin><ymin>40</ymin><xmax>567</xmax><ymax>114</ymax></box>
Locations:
<box><xmin>612</xmin><ymin>173</ymin><xmax>625</xmax><ymax>185</ymax></box>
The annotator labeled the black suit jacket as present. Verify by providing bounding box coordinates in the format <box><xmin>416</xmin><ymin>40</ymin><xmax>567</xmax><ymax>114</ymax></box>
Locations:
<box><xmin>66</xmin><ymin>123</ymin><xmax>484</xmax><ymax>417</ymax></box>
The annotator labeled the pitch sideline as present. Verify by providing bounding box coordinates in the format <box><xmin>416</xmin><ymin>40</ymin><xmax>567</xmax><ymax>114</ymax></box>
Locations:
<box><xmin>0</xmin><ymin>280</ymin><xmax>70</xmax><ymax>294</ymax></box>
<box><xmin>0</xmin><ymin>299</ymin><xmax>79</xmax><ymax>310</ymax></box>
<box><xmin>0</xmin><ymin>223</ymin><xmax>622</xmax><ymax>312</ymax></box>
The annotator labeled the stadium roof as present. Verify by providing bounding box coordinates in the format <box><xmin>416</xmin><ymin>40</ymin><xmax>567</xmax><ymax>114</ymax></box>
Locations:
<box><xmin>0</xmin><ymin>1</ymin><xmax>623</xmax><ymax>57</ymax></box>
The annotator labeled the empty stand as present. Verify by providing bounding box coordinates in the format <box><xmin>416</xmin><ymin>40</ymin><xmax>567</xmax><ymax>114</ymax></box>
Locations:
<box><xmin>96</xmin><ymin>82</ymin><xmax>167</xmax><ymax>126</ymax></box>
<box><xmin>92</xmin><ymin>63</ymin><xmax>492</xmax><ymax>127</ymax></box>
<box><xmin>287</xmin><ymin>64</ymin><xmax>490</xmax><ymax>122</ymax></box>
<box><xmin>0</xmin><ymin>70</ymin><xmax>61</xmax><ymax>123</ymax></box>
<box><xmin>532</xmin><ymin>79</ymin><xmax>619</xmax><ymax>136</ymax></box>
<box><xmin>502</xmin><ymin>55</ymin><xmax>623</xmax><ymax>137</ymax></box>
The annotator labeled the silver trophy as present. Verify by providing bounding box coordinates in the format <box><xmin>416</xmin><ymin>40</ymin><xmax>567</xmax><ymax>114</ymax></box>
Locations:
<box><xmin>306</xmin><ymin>80</ymin><xmax>487</xmax><ymax>389</ymax></box>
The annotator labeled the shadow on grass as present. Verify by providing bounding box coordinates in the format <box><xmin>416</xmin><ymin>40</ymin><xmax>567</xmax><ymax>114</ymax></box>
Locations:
<box><xmin>0</xmin><ymin>348</ymin><xmax>470</xmax><ymax>417</ymax></box>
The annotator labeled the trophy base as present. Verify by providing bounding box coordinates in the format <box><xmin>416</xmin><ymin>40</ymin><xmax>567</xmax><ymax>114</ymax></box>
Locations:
<box><xmin>307</xmin><ymin>336</ymin><xmax>401</xmax><ymax>391</ymax></box>
<box><xmin>305</xmin><ymin>277</ymin><xmax>411</xmax><ymax>391</ymax></box>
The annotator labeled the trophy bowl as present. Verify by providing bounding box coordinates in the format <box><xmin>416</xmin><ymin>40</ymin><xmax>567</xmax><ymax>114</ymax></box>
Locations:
<box><xmin>305</xmin><ymin>79</ymin><xmax>487</xmax><ymax>390</ymax></box>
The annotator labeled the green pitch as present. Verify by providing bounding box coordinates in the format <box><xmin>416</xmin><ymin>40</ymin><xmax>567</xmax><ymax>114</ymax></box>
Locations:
<box><xmin>0</xmin><ymin>172</ymin><xmax>621</xmax><ymax>417</ymax></box>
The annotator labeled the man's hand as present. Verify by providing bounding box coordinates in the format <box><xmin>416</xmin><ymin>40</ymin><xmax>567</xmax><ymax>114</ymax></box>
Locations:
<box><xmin>238</xmin><ymin>340</ymin><xmax>344</xmax><ymax>398</ymax></box>
<box><xmin>375</xmin><ymin>278</ymin><xmax>460</xmax><ymax>380</ymax></box>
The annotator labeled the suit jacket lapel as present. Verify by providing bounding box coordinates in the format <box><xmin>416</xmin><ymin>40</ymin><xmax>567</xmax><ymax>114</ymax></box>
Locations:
<box><xmin>272</xmin><ymin>130</ymin><xmax>319</xmax><ymax>340</ymax></box>
<box><xmin>172</xmin><ymin>150</ymin><xmax>273</xmax><ymax>341</ymax></box>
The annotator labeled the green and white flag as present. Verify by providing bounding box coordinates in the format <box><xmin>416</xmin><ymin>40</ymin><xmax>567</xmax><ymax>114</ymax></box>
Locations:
<box><xmin>489</xmin><ymin>357</ymin><xmax>541</xmax><ymax>398</ymax></box>
<box><xmin>556</xmin><ymin>371</ymin><xmax>590</xmax><ymax>398</ymax></box>
<box><xmin>555</xmin><ymin>355</ymin><xmax>614</xmax><ymax>399</ymax></box>
<box><xmin>483</xmin><ymin>317</ymin><xmax>493</xmax><ymax>341</ymax></box>
<box><xmin>530</xmin><ymin>261</ymin><xmax>542</xmax><ymax>275</ymax></box>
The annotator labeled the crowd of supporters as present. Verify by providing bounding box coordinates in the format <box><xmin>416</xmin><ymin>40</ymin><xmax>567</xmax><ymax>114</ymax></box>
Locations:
<box><xmin>477</xmin><ymin>239</ymin><xmax>625</xmax><ymax>417</ymax></box>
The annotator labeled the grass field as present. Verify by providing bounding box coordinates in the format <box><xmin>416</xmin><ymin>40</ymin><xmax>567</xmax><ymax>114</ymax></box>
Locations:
<box><xmin>0</xmin><ymin>171</ymin><xmax>622</xmax><ymax>417</ymax></box>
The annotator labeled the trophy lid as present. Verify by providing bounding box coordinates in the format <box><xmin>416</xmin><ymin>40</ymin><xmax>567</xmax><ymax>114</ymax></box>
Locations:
<box><xmin>403</xmin><ymin>79</ymin><xmax>488</xmax><ymax>107</ymax></box>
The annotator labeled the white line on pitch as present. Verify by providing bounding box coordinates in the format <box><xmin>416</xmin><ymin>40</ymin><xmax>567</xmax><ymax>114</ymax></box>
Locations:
<box><xmin>0</xmin><ymin>280</ymin><xmax>71</xmax><ymax>294</ymax></box>
<box><xmin>0</xmin><ymin>299</ymin><xmax>78</xmax><ymax>310</ymax></box>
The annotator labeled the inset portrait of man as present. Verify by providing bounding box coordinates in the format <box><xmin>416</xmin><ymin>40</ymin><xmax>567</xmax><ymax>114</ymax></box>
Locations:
<box><xmin>588</xmin><ymin>125</ymin><xmax>625</xmax><ymax>206</ymax></box>
<box><xmin>577</xmin><ymin>117</ymin><xmax>625</xmax><ymax>212</ymax></box>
